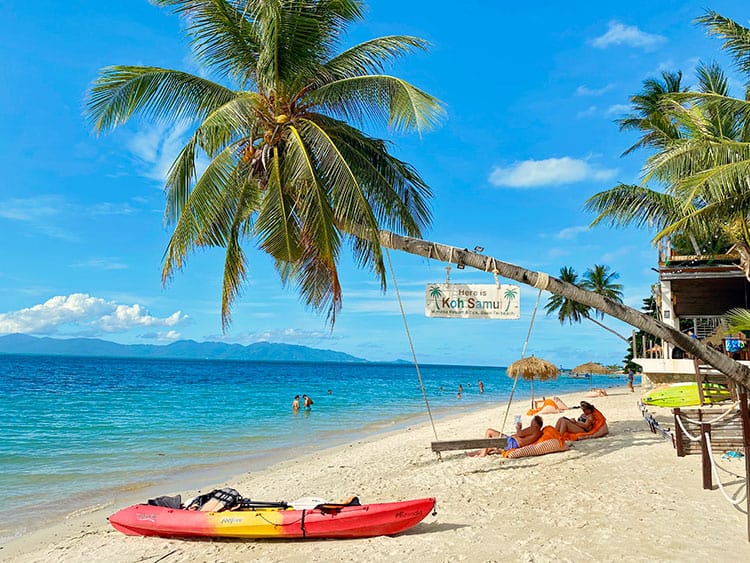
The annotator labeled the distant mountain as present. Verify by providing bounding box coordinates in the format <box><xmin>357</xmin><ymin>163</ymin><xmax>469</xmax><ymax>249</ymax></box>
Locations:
<box><xmin>0</xmin><ymin>333</ymin><xmax>366</xmax><ymax>363</ymax></box>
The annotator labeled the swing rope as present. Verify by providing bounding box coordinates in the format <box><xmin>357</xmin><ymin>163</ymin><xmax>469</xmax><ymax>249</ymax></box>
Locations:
<box><xmin>385</xmin><ymin>248</ymin><xmax>440</xmax><ymax>442</ymax></box>
<box><xmin>499</xmin><ymin>288</ymin><xmax>544</xmax><ymax>432</ymax></box>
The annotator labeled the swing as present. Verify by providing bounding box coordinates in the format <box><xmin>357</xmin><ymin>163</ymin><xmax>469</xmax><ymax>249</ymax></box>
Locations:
<box><xmin>385</xmin><ymin>249</ymin><xmax>545</xmax><ymax>458</ymax></box>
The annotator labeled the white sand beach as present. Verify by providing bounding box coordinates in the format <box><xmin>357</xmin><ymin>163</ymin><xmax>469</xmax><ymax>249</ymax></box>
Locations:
<box><xmin>3</xmin><ymin>386</ymin><xmax>749</xmax><ymax>562</ymax></box>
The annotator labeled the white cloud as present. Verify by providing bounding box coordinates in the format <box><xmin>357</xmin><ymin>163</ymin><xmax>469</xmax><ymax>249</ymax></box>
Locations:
<box><xmin>0</xmin><ymin>196</ymin><xmax>64</xmax><ymax>221</ymax></box>
<box><xmin>547</xmin><ymin>248</ymin><xmax>570</xmax><ymax>259</ymax></box>
<box><xmin>577</xmin><ymin>105</ymin><xmax>598</xmax><ymax>118</ymax></box>
<box><xmin>555</xmin><ymin>226</ymin><xmax>589</xmax><ymax>240</ymax></box>
<box><xmin>127</xmin><ymin>122</ymin><xmax>193</xmax><ymax>183</ymax></box>
<box><xmin>601</xmin><ymin>245</ymin><xmax>636</xmax><ymax>263</ymax></box>
<box><xmin>576</xmin><ymin>84</ymin><xmax>613</xmax><ymax>96</ymax></box>
<box><xmin>0</xmin><ymin>293</ymin><xmax>188</xmax><ymax>336</ymax></box>
<box><xmin>140</xmin><ymin>330</ymin><xmax>182</xmax><ymax>342</ymax></box>
<box><xmin>0</xmin><ymin>196</ymin><xmax>141</xmax><ymax>241</ymax></box>
<box><xmin>592</xmin><ymin>21</ymin><xmax>666</xmax><ymax>50</ymax></box>
<box><xmin>606</xmin><ymin>104</ymin><xmax>631</xmax><ymax>115</ymax></box>
<box><xmin>71</xmin><ymin>258</ymin><xmax>128</xmax><ymax>270</ymax></box>
<box><xmin>488</xmin><ymin>157</ymin><xmax>617</xmax><ymax>188</ymax></box>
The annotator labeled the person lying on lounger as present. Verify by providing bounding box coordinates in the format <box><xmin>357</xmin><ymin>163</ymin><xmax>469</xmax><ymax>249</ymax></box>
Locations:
<box><xmin>555</xmin><ymin>401</ymin><xmax>596</xmax><ymax>435</ymax></box>
<box><xmin>467</xmin><ymin>415</ymin><xmax>544</xmax><ymax>457</ymax></box>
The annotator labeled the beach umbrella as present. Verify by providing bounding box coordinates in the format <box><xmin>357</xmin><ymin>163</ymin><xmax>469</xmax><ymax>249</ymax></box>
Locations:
<box><xmin>572</xmin><ymin>362</ymin><xmax>612</xmax><ymax>389</ymax></box>
<box><xmin>507</xmin><ymin>355</ymin><xmax>558</xmax><ymax>407</ymax></box>
<box><xmin>571</xmin><ymin>362</ymin><xmax>612</xmax><ymax>375</ymax></box>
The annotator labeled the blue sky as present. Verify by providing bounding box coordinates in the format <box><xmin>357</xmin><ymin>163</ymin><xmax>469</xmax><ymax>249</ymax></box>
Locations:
<box><xmin>0</xmin><ymin>1</ymin><xmax>746</xmax><ymax>366</ymax></box>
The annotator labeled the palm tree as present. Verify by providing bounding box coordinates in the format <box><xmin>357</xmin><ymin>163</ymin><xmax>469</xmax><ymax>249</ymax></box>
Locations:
<box><xmin>616</xmin><ymin>70</ymin><xmax>685</xmax><ymax>156</ymax></box>
<box><xmin>586</xmin><ymin>12</ymin><xmax>750</xmax><ymax>276</ymax></box>
<box><xmin>581</xmin><ymin>264</ymin><xmax>628</xmax><ymax>341</ymax></box>
<box><xmin>86</xmin><ymin>0</ymin><xmax>443</xmax><ymax>329</ymax></box>
<box><xmin>544</xmin><ymin>265</ymin><xmax>628</xmax><ymax>342</ymax></box>
<box><xmin>581</xmin><ymin>265</ymin><xmax>623</xmax><ymax>312</ymax></box>
<box><xmin>544</xmin><ymin>266</ymin><xmax>589</xmax><ymax>323</ymax></box>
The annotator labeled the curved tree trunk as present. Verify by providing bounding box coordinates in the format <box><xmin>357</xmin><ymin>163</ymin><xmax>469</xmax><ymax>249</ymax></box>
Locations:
<box><xmin>378</xmin><ymin>230</ymin><xmax>750</xmax><ymax>389</ymax></box>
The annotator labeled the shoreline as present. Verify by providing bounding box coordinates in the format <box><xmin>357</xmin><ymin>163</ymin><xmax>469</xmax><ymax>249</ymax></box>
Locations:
<box><xmin>4</xmin><ymin>385</ymin><xmax>749</xmax><ymax>561</ymax></box>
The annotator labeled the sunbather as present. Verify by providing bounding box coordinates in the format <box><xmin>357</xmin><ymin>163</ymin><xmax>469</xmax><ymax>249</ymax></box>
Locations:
<box><xmin>527</xmin><ymin>396</ymin><xmax>569</xmax><ymax>415</ymax></box>
<box><xmin>555</xmin><ymin>401</ymin><xmax>596</xmax><ymax>434</ymax></box>
<box><xmin>556</xmin><ymin>401</ymin><xmax>609</xmax><ymax>441</ymax></box>
<box><xmin>467</xmin><ymin>415</ymin><xmax>543</xmax><ymax>457</ymax></box>
<box><xmin>502</xmin><ymin>424</ymin><xmax>567</xmax><ymax>458</ymax></box>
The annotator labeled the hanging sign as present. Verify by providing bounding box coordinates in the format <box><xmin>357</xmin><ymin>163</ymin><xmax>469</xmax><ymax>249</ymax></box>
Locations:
<box><xmin>425</xmin><ymin>284</ymin><xmax>520</xmax><ymax>319</ymax></box>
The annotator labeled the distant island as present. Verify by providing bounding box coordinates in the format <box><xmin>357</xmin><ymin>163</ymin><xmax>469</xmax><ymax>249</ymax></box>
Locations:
<box><xmin>0</xmin><ymin>333</ymin><xmax>367</xmax><ymax>363</ymax></box>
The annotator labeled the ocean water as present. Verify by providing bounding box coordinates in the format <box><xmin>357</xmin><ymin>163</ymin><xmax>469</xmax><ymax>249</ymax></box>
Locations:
<box><xmin>0</xmin><ymin>354</ymin><xmax>628</xmax><ymax>540</ymax></box>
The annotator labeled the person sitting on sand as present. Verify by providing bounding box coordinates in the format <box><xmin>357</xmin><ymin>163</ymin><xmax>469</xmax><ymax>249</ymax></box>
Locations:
<box><xmin>468</xmin><ymin>415</ymin><xmax>544</xmax><ymax>457</ymax></box>
<box><xmin>555</xmin><ymin>401</ymin><xmax>597</xmax><ymax>435</ymax></box>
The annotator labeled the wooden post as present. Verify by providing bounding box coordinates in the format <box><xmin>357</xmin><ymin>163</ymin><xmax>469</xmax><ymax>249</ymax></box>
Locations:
<box><xmin>700</xmin><ymin>421</ymin><xmax>712</xmax><ymax>490</ymax></box>
<box><xmin>739</xmin><ymin>386</ymin><xmax>750</xmax><ymax>542</ymax></box>
<box><xmin>674</xmin><ymin>408</ymin><xmax>685</xmax><ymax>457</ymax></box>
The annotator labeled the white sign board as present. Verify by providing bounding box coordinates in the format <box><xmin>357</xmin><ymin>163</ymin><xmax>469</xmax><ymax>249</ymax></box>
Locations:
<box><xmin>425</xmin><ymin>284</ymin><xmax>520</xmax><ymax>319</ymax></box>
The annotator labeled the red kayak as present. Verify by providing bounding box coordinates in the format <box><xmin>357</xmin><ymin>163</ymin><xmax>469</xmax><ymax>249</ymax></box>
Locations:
<box><xmin>110</xmin><ymin>497</ymin><xmax>436</xmax><ymax>539</ymax></box>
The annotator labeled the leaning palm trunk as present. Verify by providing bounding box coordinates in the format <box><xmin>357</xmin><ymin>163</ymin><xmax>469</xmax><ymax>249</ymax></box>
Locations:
<box><xmin>377</xmin><ymin>230</ymin><xmax>750</xmax><ymax>388</ymax></box>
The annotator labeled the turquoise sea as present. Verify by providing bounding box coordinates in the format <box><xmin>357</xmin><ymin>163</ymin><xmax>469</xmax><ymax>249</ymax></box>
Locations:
<box><xmin>0</xmin><ymin>354</ymin><xmax>630</xmax><ymax>540</ymax></box>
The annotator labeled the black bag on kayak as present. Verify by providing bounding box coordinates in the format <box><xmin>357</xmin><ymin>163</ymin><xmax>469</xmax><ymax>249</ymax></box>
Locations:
<box><xmin>147</xmin><ymin>494</ymin><xmax>182</xmax><ymax>509</ymax></box>
<box><xmin>186</xmin><ymin>488</ymin><xmax>242</xmax><ymax>511</ymax></box>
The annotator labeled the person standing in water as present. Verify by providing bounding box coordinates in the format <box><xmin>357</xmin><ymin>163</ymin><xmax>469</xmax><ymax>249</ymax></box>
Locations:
<box><xmin>303</xmin><ymin>394</ymin><xmax>314</xmax><ymax>408</ymax></box>
<box><xmin>478</xmin><ymin>380</ymin><xmax>484</xmax><ymax>393</ymax></box>
<box><xmin>292</xmin><ymin>395</ymin><xmax>300</xmax><ymax>411</ymax></box>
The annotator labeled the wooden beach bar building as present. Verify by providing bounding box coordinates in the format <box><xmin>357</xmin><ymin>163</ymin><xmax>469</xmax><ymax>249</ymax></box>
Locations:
<box><xmin>635</xmin><ymin>242</ymin><xmax>750</xmax><ymax>385</ymax></box>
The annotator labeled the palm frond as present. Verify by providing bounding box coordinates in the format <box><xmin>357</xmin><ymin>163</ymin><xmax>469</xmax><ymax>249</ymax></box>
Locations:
<box><xmin>308</xmin><ymin>75</ymin><xmax>445</xmax><ymax>134</ymax></box>
<box><xmin>313</xmin><ymin>36</ymin><xmax>429</xmax><ymax>87</ymax></box>
<box><xmin>726</xmin><ymin>307</ymin><xmax>750</xmax><ymax>332</ymax></box>
<box><xmin>310</xmin><ymin>115</ymin><xmax>431</xmax><ymax>235</ymax></box>
<box><xmin>296</xmin><ymin>117</ymin><xmax>386</xmax><ymax>284</ymax></box>
<box><xmin>585</xmin><ymin>184</ymin><xmax>684</xmax><ymax>232</ymax></box>
<box><xmin>283</xmin><ymin>124</ymin><xmax>343</xmax><ymax>322</ymax></box>
<box><xmin>617</xmin><ymin>70</ymin><xmax>685</xmax><ymax>155</ymax></box>
<box><xmin>220</xmin><ymin>180</ymin><xmax>256</xmax><ymax>330</ymax></box>
<box><xmin>154</xmin><ymin>0</ymin><xmax>262</xmax><ymax>87</ymax></box>
<box><xmin>86</xmin><ymin>66</ymin><xmax>236</xmax><ymax>132</ymax></box>
<box><xmin>252</xmin><ymin>0</ymin><xmax>365</xmax><ymax>92</ymax></box>
<box><xmin>670</xmin><ymin>91</ymin><xmax>750</xmax><ymax>134</ymax></box>
<box><xmin>697</xmin><ymin>10</ymin><xmax>750</xmax><ymax>76</ymax></box>
<box><xmin>194</xmin><ymin>92</ymin><xmax>267</xmax><ymax>156</ymax></box>
<box><xmin>162</xmin><ymin>141</ymin><xmax>249</xmax><ymax>281</ymax></box>
<box><xmin>255</xmin><ymin>145</ymin><xmax>302</xmax><ymax>263</ymax></box>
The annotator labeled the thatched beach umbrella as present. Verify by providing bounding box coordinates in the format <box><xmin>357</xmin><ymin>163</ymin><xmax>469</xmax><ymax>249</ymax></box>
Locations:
<box><xmin>572</xmin><ymin>361</ymin><xmax>612</xmax><ymax>389</ymax></box>
<box><xmin>571</xmin><ymin>362</ymin><xmax>612</xmax><ymax>375</ymax></box>
<box><xmin>507</xmin><ymin>355</ymin><xmax>558</xmax><ymax>407</ymax></box>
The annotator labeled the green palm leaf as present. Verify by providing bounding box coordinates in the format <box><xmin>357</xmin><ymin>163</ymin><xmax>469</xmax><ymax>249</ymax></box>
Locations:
<box><xmin>310</xmin><ymin>75</ymin><xmax>445</xmax><ymax>134</ymax></box>
<box><xmin>86</xmin><ymin>66</ymin><xmax>236</xmax><ymax>132</ymax></box>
